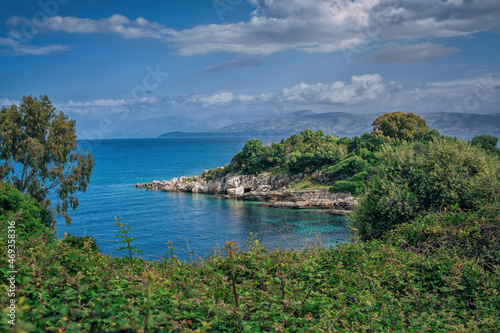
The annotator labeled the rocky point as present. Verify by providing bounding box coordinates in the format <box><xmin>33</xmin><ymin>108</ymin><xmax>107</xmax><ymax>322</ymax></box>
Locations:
<box><xmin>136</xmin><ymin>170</ymin><xmax>357</xmax><ymax>215</ymax></box>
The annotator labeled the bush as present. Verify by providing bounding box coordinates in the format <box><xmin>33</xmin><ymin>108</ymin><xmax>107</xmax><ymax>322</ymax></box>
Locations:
<box><xmin>349</xmin><ymin>171</ymin><xmax>369</xmax><ymax>182</ymax></box>
<box><xmin>350</xmin><ymin>139</ymin><xmax>500</xmax><ymax>241</ymax></box>
<box><xmin>62</xmin><ymin>234</ymin><xmax>99</xmax><ymax>252</ymax></box>
<box><xmin>286</xmin><ymin>151</ymin><xmax>315</xmax><ymax>173</ymax></box>
<box><xmin>4</xmin><ymin>229</ymin><xmax>499</xmax><ymax>332</ymax></box>
<box><xmin>287</xmin><ymin>143</ymin><xmax>346</xmax><ymax>173</ymax></box>
<box><xmin>386</xmin><ymin>204</ymin><xmax>500</xmax><ymax>269</ymax></box>
<box><xmin>0</xmin><ymin>182</ymin><xmax>52</xmax><ymax>242</ymax></box>
<box><xmin>327</xmin><ymin>155</ymin><xmax>370</xmax><ymax>180</ymax></box>
<box><xmin>204</xmin><ymin>164</ymin><xmax>232</xmax><ymax>180</ymax></box>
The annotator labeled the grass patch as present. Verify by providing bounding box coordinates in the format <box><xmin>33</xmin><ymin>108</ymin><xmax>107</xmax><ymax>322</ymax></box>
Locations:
<box><xmin>288</xmin><ymin>177</ymin><xmax>330</xmax><ymax>190</ymax></box>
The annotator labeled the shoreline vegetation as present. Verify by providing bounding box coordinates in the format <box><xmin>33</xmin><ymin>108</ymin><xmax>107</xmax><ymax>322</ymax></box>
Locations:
<box><xmin>2</xmin><ymin>110</ymin><xmax>500</xmax><ymax>331</ymax></box>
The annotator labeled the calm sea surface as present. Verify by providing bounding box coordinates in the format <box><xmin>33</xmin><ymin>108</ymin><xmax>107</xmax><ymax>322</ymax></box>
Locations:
<box><xmin>55</xmin><ymin>138</ymin><xmax>351</xmax><ymax>261</ymax></box>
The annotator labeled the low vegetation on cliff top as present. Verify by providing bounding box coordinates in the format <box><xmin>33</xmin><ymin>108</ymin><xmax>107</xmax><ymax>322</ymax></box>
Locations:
<box><xmin>206</xmin><ymin>111</ymin><xmax>499</xmax><ymax>196</ymax></box>
<box><xmin>1</xmin><ymin>110</ymin><xmax>500</xmax><ymax>331</ymax></box>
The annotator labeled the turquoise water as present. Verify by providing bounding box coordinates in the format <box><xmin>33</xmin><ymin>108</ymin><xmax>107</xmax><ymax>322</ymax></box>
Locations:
<box><xmin>56</xmin><ymin>138</ymin><xmax>351</xmax><ymax>260</ymax></box>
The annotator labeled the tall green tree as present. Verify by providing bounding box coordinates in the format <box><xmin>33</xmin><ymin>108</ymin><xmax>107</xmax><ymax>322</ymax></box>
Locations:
<box><xmin>0</xmin><ymin>95</ymin><xmax>94</xmax><ymax>226</ymax></box>
<box><xmin>372</xmin><ymin>111</ymin><xmax>429</xmax><ymax>141</ymax></box>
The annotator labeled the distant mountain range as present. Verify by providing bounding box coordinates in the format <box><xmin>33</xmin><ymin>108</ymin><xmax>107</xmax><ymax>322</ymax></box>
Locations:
<box><xmin>159</xmin><ymin>111</ymin><xmax>500</xmax><ymax>139</ymax></box>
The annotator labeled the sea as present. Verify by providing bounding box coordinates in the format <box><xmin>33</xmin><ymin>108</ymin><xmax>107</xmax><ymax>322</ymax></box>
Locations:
<box><xmin>55</xmin><ymin>138</ymin><xmax>351</xmax><ymax>261</ymax></box>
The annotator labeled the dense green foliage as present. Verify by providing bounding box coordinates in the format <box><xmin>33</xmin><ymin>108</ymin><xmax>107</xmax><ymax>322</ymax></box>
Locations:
<box><xmin>386</xmin><ymin>203</ymin><xmax>500</xmax><ymax>270</ymax></box>
<box><xmin>232</xmin><ymin>138</ymin><xmax>287</xmax><ymax>175</ymax></box>
<box><xmin>329</xmin><ymin>180</ymin><xmax>365</xmax><ymax>195</ymax></box>
<box><xmin>223</xmin><ymin>112</ymin><xmax>433</xmax><ymax>197</ymax></box>
<box><xmin>350</xmin><ymin>139</ymin><xmax>500</xmax><ymax>241</ymax></box>
<box><xmin>226</xmin><ymin>129</ymin><xmax>383</xmax><ymax>193</ymax></box>
<box><xmin>0</xmin><ymin>182</ymin><xmax>52</xmax><ymax>244</ymax></box>
<box><xmin>1</xmin><ymin>210</ymin><xmax>499</xmax><ymax>332</ymax></box>
<box><xmin>471</xmin><ymin>134</ymin><xmax>500</xmax><ymax>156</ymax></box>
<box><xmin>0</xmin><ymin>95</ymin><xmax>94</xmax><ymax>225</ymax></box>
<box><xmin>61</xmin><ymin>234</ymin><xmax>99</xmax><ymax>252</ymax></box>
<box><xmin>2</xmin><ymin>111</ymin><xmax>500</xmax><ymax>331</ymax></box>
<box><xmin>204</xmin><ymin>165</ymin><xmax>233</xmax><ymax>181</ymax></box>
<box><xmin>372</xmin><ymin>111</ymin><xmax>429</xmax><ymax>141</ymax></box>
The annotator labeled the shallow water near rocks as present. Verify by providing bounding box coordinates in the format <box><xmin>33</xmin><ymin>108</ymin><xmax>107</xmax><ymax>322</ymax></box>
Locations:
<box><xmin>55</xmin><ymin>138</ymin><xmax>351</xmax><ymax>261</ymax></box>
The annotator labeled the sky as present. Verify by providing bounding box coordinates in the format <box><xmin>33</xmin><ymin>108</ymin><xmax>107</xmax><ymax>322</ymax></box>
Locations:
<box><xmin>0</xmin><ymin>0</ymin><xmax>499</xmax><ymax>138</ymax></box>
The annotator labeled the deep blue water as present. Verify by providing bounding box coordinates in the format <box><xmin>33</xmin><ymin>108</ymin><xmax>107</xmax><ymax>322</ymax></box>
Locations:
<box><xmin>55</xmin><ymin>138</ymin><xmax>351</xmax><ymax>261</ymax></box>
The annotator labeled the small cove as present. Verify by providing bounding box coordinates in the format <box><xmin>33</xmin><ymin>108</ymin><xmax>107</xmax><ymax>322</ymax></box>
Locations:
<box><xmin>55</xmin><ymin>138</ymin><xmax>352</xmax><ymax>260</ymax></box>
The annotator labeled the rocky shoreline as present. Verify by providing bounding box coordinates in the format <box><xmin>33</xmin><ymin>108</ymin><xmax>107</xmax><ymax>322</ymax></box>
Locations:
<box><xmin>136</xmin><ymin>171</ymin><xmax>357</xmax><ymax>215</ymax></box>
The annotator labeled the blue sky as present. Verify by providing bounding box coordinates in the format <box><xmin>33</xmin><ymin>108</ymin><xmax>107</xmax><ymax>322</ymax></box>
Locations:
<box><xmin>0</xmin><ymin>0</ymin><xmax>499</xmax><ymax>138</ymax></box>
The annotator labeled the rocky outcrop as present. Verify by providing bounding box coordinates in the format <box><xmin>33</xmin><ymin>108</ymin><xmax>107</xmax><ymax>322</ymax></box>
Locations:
<box><xmin>136</xmin><ymin>172</ymin><xmax>357</xmax><ymax>215</ymax></box>
<box><xmin>136</xmin><ymin>173</ymin><xmax>292</xmax><ymax>194</ymax></box>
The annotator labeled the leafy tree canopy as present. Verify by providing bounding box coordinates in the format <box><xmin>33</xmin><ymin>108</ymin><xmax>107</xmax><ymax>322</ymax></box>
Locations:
<box><xmin>471</xmin><ymin>134</ymin><xmax>500</xmax><ymax>155</ymax></box>
<box><xmin>0</xmin><ymin>95</ymin><xmax>94</xmax><ymax>226</ymax></box>
<box><xmin>372</xmin><ymin>111</ymin><xmax>429</xmax><ymax>141</ymax></box>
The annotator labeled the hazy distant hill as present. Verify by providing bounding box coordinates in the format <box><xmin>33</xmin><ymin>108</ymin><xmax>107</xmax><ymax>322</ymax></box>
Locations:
<box><xmin>424</xmin><ymin>112</ymin><xmax>500</xmax><ymax>134</ymax></box>
<box><xmin>116</xmin><ymin>115</ymin><xmax>204</xmax><ymax>138</ymax></box>
<box><xmin>160</xmin><ymin>111</ymin><xmax>500</xmax><ymax>138</ymax></box>
<box><xmin>208</xmin><ymin>111</ymin><xmax>375</xmax><ymax>137</ymax></box>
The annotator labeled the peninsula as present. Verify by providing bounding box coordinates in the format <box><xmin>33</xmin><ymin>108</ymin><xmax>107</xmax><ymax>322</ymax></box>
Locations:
<box><xmin>136</xmin><ymin>170</ymin><xmax>357</xmax><ymax>215</ymax></box>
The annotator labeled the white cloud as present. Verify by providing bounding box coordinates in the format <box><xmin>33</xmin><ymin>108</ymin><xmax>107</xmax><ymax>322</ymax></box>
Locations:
<box><xmin>7</xmin><ymin>14</ymin><xmax>175</xmax><ymax>41</ymax></box>
<box><xmin>366</xmin><ymin>42</ymin><xmax>459</xmax><ymax>64</ymax></box>
<box><xmin>197</xmin><ymin>92</ymin><xmax>263</xmax><ymax>106</ymax></box>
<box><xmin>0</xmin><ymin>98</ymin><xmax>18</xmax><ymax>106</ymax></box>
<box><xmin>280</xmin><ymin>74</ymin><xmax>392</xmax><ymax>105</ymax></box>
<box><xmin>66</xmin><ymin>99</ymin><xmax>128</xmax><ymax>107</ymax></box>
<box><xmin>7</xmin><ymin>1</ymin><xmax>500</xmax><ymax>57</ymax></box>
<box><xmin>63</xmin><ymin>97</ymin><xmax>161</xmax><ymax>109</ymax></box>
<box><xmin>200</xmin><ymin>92</ymin><xmax>236</xmax><ymax>106</ymax></box>
<box><xmin>167</xmin><ymin>0</ymin><xmax>372</xmax><ymax>55</ymax></box>
<box><xmin>0</xmin><ymin>37</ymin><xmax>72</xmax><ymax>56</ymax></box>
<box><xmin>167</xmin><ymin>0</ymin><xmax>500</xmax><ymax>55</ymax></box>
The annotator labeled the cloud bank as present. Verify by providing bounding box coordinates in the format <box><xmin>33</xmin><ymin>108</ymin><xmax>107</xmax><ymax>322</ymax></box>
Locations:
<box><xmin>5</xmin><ymin>0</ymin><xmax>500</xmax><ymax>56</ymax></box>
<box><xmin>60</xmin><ymin>73</ymin><xmax>500</xmax><ymax>119</ymax></box>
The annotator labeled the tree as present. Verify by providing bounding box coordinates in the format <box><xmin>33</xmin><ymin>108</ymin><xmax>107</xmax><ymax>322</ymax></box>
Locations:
<box><xmin>232</xmin><ymin>139</ymin><xmax>265</xmax><ymax>174</ymax></box>
<box><xmin>372</xmin><ymin>111</ymin><xmax>429</xmax><ymax>141</ymax></box>
<box><xmin>0</xmin><ymin>95</ymin><xmax>94</xmax><ymax>226</ymax></box>
<box><xmin>471</xmin><ymin>134</ymin><xmax>499</xmax><ymax>155</ymax></box>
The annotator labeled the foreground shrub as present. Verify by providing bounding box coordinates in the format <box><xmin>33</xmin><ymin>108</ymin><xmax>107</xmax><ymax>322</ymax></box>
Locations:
<box><xmin>387</xmin><ymin>203</ymin><xmax>500</xmax><ymax>269</ymax></box>
<box><xmin>1</xmin><ymin>235</ymin><xmax>498</xmax><ymax>332</ymax></box>
<box><xmin>0</xmin><ymin>182</ymin><xmax>52</xmax><ymax>243</ymax></box>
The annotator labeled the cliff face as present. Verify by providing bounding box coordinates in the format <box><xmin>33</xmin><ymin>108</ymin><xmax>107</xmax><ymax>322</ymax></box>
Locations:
<box><xmin>136</xmin><ymin>172</ymin><xmax>357</xmax><ymax>215</ymax></box>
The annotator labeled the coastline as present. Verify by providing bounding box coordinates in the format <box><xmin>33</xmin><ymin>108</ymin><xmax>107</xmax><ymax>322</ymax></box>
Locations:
<box><xmin>136</xmin><ymin>170</ymin><xmax>357</xmax><ymax>215</ymax></box>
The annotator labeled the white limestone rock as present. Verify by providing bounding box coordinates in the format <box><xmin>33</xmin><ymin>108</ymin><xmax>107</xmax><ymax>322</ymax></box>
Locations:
<box><xmin>227</xmin><ymin>186</ymin><xmax>245</xmax><ymax>196</ymax></box>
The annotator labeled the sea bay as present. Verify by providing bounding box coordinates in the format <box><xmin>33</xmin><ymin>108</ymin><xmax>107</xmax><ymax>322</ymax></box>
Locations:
<box><xmin>56</xmin><ymin>138</ymin><xmax>351</xmax><ymax>260</ymax></box>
